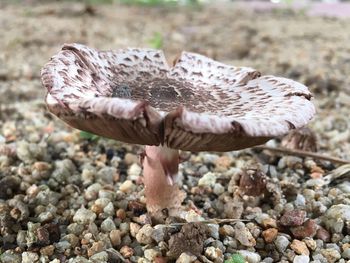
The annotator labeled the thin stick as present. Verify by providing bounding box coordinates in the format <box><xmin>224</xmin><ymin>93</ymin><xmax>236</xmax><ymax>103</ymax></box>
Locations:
<box><xmin>253</xmin><ymin>145</ymin><xmax>350</xmax><ymax>165</ymax></box>
<box><xmin>164</xmin><ymin>218</ymin><xmax>248</xmax><ymax>227</ymax></box>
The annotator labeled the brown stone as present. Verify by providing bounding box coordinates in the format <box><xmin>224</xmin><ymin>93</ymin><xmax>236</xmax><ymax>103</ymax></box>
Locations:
<box><xmin>262</xmin><ymin>218</ymin><xmax>278</xmax><ymax>228</ymax></box>
<box><xmin>116</xmin><ymin>208</ymin><xmax>126</xmax><ymax>220</ymax></box>
<box><xmin>110</xmin><ymin>229</ymin><xmax>121</xmax><ymax>247</ymax></box>
<box><xmin>40</xmin><ymin>245</ymin><xmax>55</xmax><ymax>256</ymax></box>
<box><xmin>262</xmin><ymin>228</ymin><xmax>278</xmax><ymax>243</ymax></box>
<box><xmin>168</xmin><ymin>223</ymin><xmax>208</xmax><ymax>259</ymax></box>
<box><xmin>87</xmin><ymin>241</ymin><xmax>104</xmax><ymax>257</ymax></box>
<box><xmin>36</xmin><ymin>227</ymin><xmax>50</xmax><ymax>246</ymax></box>
<box><xmin>279</xmin><ymin>210</ymin><xmax>306</xmax><ymax>227</ymax></box>
<box><xmin>120</xmin><ymin>246</ymin><xmax>134</xmax><ymax>258</ymax></box>
<box><xmin>154</xmin><ymin>256</ymin><xmax>168</xmax><ymax>263</ymax></box>
<box><xmin>316</xmin><ymin>226</ymin><xmax>331</xmax><ymax>242</ymax></box>
<box><xmin>290</xmin><ymin>239</ymin><xmax>310</xmax><ymax>255</ymax></box>
<box><xmin>91</xmin><ymin>204</ymin><xmax>103</xmax><ymax>215</ymax></box>
<box><xmin>215</xmin><ymin>156</ymin><xmax>232</xmax><ymax>170</ymax></box>
<box><xmin>239</xmin><ymin>169</ymin><xmax>267</xmax><ymax>196</ymax></box>
<box><xmin>291</xmin><ymin>219</ymin><xmax>318</xmax><ymax>239</ymax></box>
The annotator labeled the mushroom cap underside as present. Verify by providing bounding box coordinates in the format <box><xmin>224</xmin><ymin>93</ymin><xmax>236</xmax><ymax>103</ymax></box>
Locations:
<box><xmin>42</xmin><ymin>43</ymin><xmax>315</xmax><ymax>152</ymax></box>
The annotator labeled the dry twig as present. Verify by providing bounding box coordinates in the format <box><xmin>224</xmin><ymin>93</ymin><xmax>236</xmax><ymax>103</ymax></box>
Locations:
<box><xmin>254</xmin><ymin>145</ymin><xmax>350</xmax><ymax>165</ymax></box>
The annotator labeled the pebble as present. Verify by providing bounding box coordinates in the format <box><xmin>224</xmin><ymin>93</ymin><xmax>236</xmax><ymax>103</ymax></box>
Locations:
<box><xmin>207</xmin><ymin>224</ymin><xmax>219</xmax><ymax>239</ymax></box>
<box><xmin>73</xmin><ymin>207</ymin><xmax>96</xmax><ymax>225</ymax></box>
<box><xmin>21</xmin><ymin>252</ymin><xmax>39</xmax><ymax>263</ymax></box>
<box><xmin>280</xmin><ymin>210</ymin><xmax>306</xmax><ymax>226</ymax></box>
<box><xmin>291</xmin><ymin>219</ymin><xmax>318</xmax><ymax>239</ymax></box>
<box><xmin>238</xmin><ymin>250</ymin><xmax>261</xmax><ymax>263</ymax></box>
<box><xmin>98</xmin><ymin>189</ymin><xmax>115</xmax><ymax>200</ymax></box>
<box><xmin>262</xmin><ymin>257</ymin><xmax>274</xmax><ymax>263</ymax></box>
<box><xmin>84</xmin><ymin>183</ymin><xmax>102</xmax><ymax>200</ymax></box>
<box><xmin>144</xmin><ymin>248</ymin><xmax>161</xmax><ymax>261</ymax></box>
<box><xmin>342</xmin><ymin>248</ymin><xmax>350</xmax><ymax>259</ymax></box>
<box><xmin>213</xmin><ymin>183</ymin><xmax>225</xmax><ymax>195</ymax></box>
<box><xmin>198</xmin><ymin>172</ymin><xmax>217</xmax><ymax>187</ymax></box>
<box><xmin>35</xmin><ymin>188</ymin><xmax>60</xmax><ymax>206</ymax></box>
<box><xmin>88</xmin><ymin>241</ymin><xmax>105</xmax><ymax>257</ymax></box>
<box><xmin>17</xmin><ymin>141</ymin><xmax>45</xmax><ymax>164</ymax></box>
<box><xmin>293</xmin><ymin>255</ymin><xmax>310</xmax><ymax>263</ymax></box>
<box><xmin>119</xmin><ymin>180</ymin><xmax>135</xmax><ymax>193</ymax></box>
<box><xmin>239</xmin><ymin>169</ymin><xmax>267</xmax><ymax>196</ymax></box>
<box><xmin>316</xmin><ymin>226</ymin><xmax>331</xmax><ymax>242</ymax></box>
<box><xmin>116</xmin><ymin>208</ymin><xmax>126</xmax><ymax>220</ymax></box>
<box><xmin>204</xmin><ymin>246</ymin><xmax>223</xmax><ymax>263</ymax></box>
<box><xmin>128</xmin><ymin>163</ymin><xmax>142</xmax><ymax>180</ymax></box>
<box><xmin>81</xmin><ymin>167</ymin><xmax>96</xmax><ymax>185</ymax></box>
<box><xmin>55</xmin><ymin>240</ymin><xmax>71</xmax><ymax>253</ymax></box>
<box><xmin>0</xmin><ymin>250</ymin><xmax>21</xmax><ymax>263</ymax></box>
<box><xmin>323</xmin><ymin>204</ymin><xmax>350</xmax><ymax>233</ymax></box>
<box><xmin>290</xmin><ymin>239</ymin><xmax>309</xmax><ymax>255</ymax></box>
<box><xmin>120</xmin><ymin>246</ymin><xmax>134</xmax><ymax>258</ymax></box>
<box><xmin>67</xmin><ymin>257</ymin><xmax>89</xmax><ymax>263</ymax></box>
<box><xmin>109</xmin><ymin>229</ymin><xmax>122</xmax><ymax>247</ymax></box>
<box><xmin>262</xmin><ymin>228</ymin><xmax>278</xmax><ymax>243</ymax></box>
<box><xmin>183</xmin><ymin>210</ymin><xmax>205</xmax><ymax>222</ymax></box>
<box><xmin>130</xmin><ymin>222</ymin><xmax>141</xmax><ymax>237</ymax></box>
<box><xmin>136</xmin><ymin>224</ymin><xmax>154</xmax><ymax>245</ymax></box>
<box><xmin>90</xmin><ymin>251</ymin><xmax>108</xmax><ymax>262</ymax></box>
<box><xmin>303</xmin><ymin>238</ymin><xmax>317</xmax><ymax>251</ymax></box>
<box><xmin>234</xmin><ymin>222</ymin><xmax>256</xmax><ymax>247</ymax></box>
<box><xmin>175</xmin><ymin>252</ymin><xmax>197</xmax><ymax>263</ymax></box>
<box><xmin>294</xmin><ymin>194</ymin><xmax>306</xmax><ymax>208</ymax></box>
<box><xmin>94</xmin><ymin>197</ymin><xmax>110</xmax><ymax>209</ymax></box>
<box><xmin>40</xmin><ymin>245</ymin><xmax>55</xmax><ymax>256</ymax></box>
<box><xmin>103</xmin><ymin>202</ymin><xmax>115</xmax><ymax>216</ymax></box>
<box><xmin>97</xmin><ymin>167</ymin><xmax>116</xmax><ymax>184</ymax></box>
<box><xmin>219</xmin><ymin>225</ymin><xmax>235</xmax><ymax>237</ymax></box>
<box><xmin>275</xmin><ymin>235</ymin><xmax>290</xmax><ymax>253</ymax></box>
<box><xmin>101</xmin><ymin>217</ymin><xmax>116</xmax><ymax>232</ymax></box>
<box><xmin>338</xmin><ymin>181</ymin><xmax>350</xmax><ymax>193</ymax></box>
<box><xmin>62</xmin><ymin>234</ymin><xmax>79</xmax><ymax>247</ymax></box>
<box><xmin>152</xmin><ymin>225</ymin><xmax>167</xmax><ymax>243</ymax></box>
<box><xmin>67</xmin><ymin>223</ymin><xmax>84</xmax><ymax>236</ymax></box>
<box><xmin>320</xmin><ymin>248</ymin><xmax>341</xmax><ymax>263</ymax></box>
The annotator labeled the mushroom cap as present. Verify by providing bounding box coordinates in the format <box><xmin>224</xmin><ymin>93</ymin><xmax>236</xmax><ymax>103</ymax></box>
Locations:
<box><xmin>41</xmin><ymin>43</ymin><xmax>315</xmax><ymax>152</ymax></box>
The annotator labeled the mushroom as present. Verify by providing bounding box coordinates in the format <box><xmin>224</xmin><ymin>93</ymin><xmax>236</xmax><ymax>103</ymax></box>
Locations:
<box><xmin>41</xmin><ymin>43</ymin><xmax>315</xmax><ymax>219</ymax></box>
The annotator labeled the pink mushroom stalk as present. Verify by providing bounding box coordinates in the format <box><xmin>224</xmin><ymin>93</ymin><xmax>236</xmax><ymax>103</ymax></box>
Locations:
<box><xmin>41</xmin><ymin>43</ymin><xmax>315</xmax><ymax>219</ymax></box>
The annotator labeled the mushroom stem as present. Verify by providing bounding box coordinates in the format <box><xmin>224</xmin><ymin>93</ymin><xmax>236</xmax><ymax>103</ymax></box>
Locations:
<box><xmin>142</xmin><ymin>145</ymin><xmax>185</xmax><ymax>217</ymax></box>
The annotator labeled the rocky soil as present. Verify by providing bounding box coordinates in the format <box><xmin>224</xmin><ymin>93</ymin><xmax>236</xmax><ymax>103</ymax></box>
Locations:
<box><xmin>1</xmin><ymin>1</ymin><xmax>350</xmax><ymax>263</ymax></box>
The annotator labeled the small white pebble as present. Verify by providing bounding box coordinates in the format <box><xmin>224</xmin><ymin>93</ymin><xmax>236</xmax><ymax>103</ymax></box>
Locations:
<box><xmin>198</xmin><ymin>172</ymin><xmax>216</xmax><ymax>187</ymax></box>
<box><xmin>176</xmin><ymin>252</ymin><xmax>197</xmax><ymax>263</ymax></box>
<box><xmin>119</xmin><ymin>180</ymin><xmax>135</xmax><ymax>193</ymax></box>
<box><xmin>238</xmin><ymin>250</ymin><xmax>261</xmax><ymax>263</ymax></box>
<box><xmin>293</xmin><ymin>255</ymin><xmax>310</xmax><ymax>263</ymax></box>
<box><xmin>213</xmin><ymin>183</ymin><xmax>225</xmax><ymax>195</ymax></box>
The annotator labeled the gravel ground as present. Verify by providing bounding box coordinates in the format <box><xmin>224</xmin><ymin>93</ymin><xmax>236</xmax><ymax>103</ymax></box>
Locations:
<box><xmin>1</xmin><ymin>1</ymin><xmax>350</xmax><ymax>263</ymax></box>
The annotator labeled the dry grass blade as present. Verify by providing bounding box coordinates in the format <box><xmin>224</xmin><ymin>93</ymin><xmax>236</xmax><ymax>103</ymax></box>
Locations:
<box><xmin>106</xmin><ymin>248</ymin><xmax>126</xmax><ymax>262</ymax></box>
<box><xmin>324</xmin><ymin>164</ymin><xmax>350</xmax><ymax>184</ymax></box>
<box><xmin>254</xmin><ymin>145</ymin><xmax>350</xmax><ymax>165</ymax></box>
<box><xmin>164</xmin><ymin>218</ymin><xmax>247</xmax><ymax>227</ymax></box>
